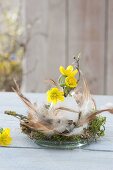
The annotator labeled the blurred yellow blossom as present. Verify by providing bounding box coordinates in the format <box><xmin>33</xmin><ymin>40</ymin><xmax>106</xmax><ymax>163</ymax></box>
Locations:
<box><xmin>0</xmin><ymin>61</ymin><xmax>11</xmax><ymax>75</ymax></box>
<box><xmin>65</xmin><ymin>76</ymin><xmax>78</xmax><ymax>88</ymax></box>
<box><xmin>47</xmin><ymin>87</ymin><xmax>64</xmax><ymax>104</ymax></box>
<box><xmin>0</xmin><ymin>128</ymin><xmax>12</xmax><ymax>146</ymax></box>
<box><xmin>59</xmin><ymin>65</ymin><xmax>78</xmax><ymax>77</ymax></box>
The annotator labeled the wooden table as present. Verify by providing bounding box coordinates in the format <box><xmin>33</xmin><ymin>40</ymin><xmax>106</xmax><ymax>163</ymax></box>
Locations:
<box><xmin>0</xmin><ymin>93</ymin><xmax>113</xmax><ymax>170</ymax></box>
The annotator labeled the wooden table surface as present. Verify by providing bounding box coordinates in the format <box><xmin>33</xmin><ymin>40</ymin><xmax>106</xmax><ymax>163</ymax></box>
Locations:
<box><xmin>0</xmin><ymin>92</ymin><xmax>113</xmax><ymax>170</ymax></box>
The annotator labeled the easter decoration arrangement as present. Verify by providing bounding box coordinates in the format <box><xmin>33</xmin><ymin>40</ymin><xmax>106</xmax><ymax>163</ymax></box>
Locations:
<box><xmin>5</xmin><ymin>55</ymin><xmax>113</xmax><ymax>149</ymax></box>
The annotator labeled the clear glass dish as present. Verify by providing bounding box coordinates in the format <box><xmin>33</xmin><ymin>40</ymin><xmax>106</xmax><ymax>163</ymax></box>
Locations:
<box><xmin>35</xmin><ymin>138</ymin><xmax>95</xmax><ymax>149</ymax></box>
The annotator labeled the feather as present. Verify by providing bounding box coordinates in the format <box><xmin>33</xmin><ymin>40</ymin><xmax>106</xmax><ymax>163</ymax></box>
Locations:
<box><xmin>78</xmin><ymin>108</ymin><xmax>113</xmax><ymax>126</ymax></box>
<box><xmin>12</xmin><ymin>81</ymin><xmax>55</xmax><ymax>134</ymax></box>
<box><xmin>13</xmin><ymin>88</ymin><xmax>38</xmax><ymax>114</ymax></box>
<box><xmin>20</xmin><ymin>121</ymin><xmax>54</xmax><ymax>134</ymax></box>
<box><xmin>44</xmin><ymin>79</ymin><xmax>59</xmax><ymax>87</ymax></box>
<box><xmin>79</xmin><ymin>78</ymin><xmax>96</xmax><ymax>118</ymax></box>
<box><xmin>54</xmin><ymin>107</ymin><xmax>79</xmax><ymax>115</ymax></box>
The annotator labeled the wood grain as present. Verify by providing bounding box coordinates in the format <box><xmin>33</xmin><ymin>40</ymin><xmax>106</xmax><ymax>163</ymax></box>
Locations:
<box><xmin>45</xmin><ymin>0</ymin><xmax>66</xmax><ymax>92</ymax></box>
<box><xmin>106</xmin><ymin>0</ymin><xmax>113</xmax><ymax>95</ymax></box>
<box><xmin>0</xmin><ymin>148</ymin><xmax>113</xmax><ymax>170</ymax></box>
<box><xmin>24</xmin><ymin>0</ymin><xmax>48</xmax><ymax>92</ymax></box>
<box><xmin>24</xmin><ymin>0</ymin><xmax>113</xmax><ymax>95</ymax></box>
<box><xmin>24</xmin><ymin>0</ymin><xmax>66</xmax><ymax>92</ymax></box>
<box><xmin>68</xmin><ymin>0</ymin><xmax>106</xmax><ymax>94</ymax></box>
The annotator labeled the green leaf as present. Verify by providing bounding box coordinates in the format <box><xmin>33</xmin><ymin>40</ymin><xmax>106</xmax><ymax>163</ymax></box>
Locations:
<box><xmin>58</xmin><ymin>75</ymin><xmax>66</xmax><ymax>87</ymax></box>
<box><xmin>64</xmin><ymin>86</ymin><xmax>72</xmax><ymax>97</ymax></box>
<box><xmin>0</xmin><ymin>128</ymin><xmax>3</xmax><ymax>133</ymax></box>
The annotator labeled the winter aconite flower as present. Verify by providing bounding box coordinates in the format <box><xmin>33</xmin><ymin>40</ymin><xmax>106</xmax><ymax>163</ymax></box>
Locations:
<box><xmin>0</xmin><ymin>128</ymin><xmax>12</xmax><ymax>146</ymax></box>
<box><xmin>47</xmin><ymin>87</ymin><xmax>64</xmax><ymax>104</ymax></box>
<box><xmin>65</xmin><ymin>76</ymin><xmax>78</xmax><ymax>88</ymax></box>
<box><xmin>59</xmin><ymin>65</ymin><xmax>78</xmax><ymax>77</ymax></box>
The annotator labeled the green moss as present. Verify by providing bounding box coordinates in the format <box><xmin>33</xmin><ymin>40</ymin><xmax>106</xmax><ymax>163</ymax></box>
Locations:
<box><xmin>33</xmin><ymin>132</ymin><xmax>80</xmax><ymax>142</ymax></box>
<box><xmin>88</xmin><ymin>116</ymin><xmax>106</xmax><ymax>138</ymax></box>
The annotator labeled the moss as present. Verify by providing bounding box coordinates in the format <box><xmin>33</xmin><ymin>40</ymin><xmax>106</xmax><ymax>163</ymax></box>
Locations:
<box><xmin>88</xmin><ymin>116</ymin><xmax>106</xmax><ymax>138</ymax></box>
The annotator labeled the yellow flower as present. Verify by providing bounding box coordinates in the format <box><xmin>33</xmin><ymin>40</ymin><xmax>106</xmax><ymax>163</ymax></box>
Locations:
<box><xmin>65</xmin><ymin>76</ymin><xmax>78</xmax><ymax>88</ymax></box>
<box><xmin>0</xmin><ymin>128</ymin><xmax>12</xmax><ymax>146</ymax></box>
<box><xmin>47</xmin><ymin>87</ymin><xmax>64</xmax><ymax>104</ymax></box>
<box><xmin>59</xmin><ymin>65</ymin><xmax>78</xmax><ymax>77</ymax></box>
<box><xmin>0</xmin><ymin>61</ymin><xmax>11</xmax><ymax>75</ymax></box>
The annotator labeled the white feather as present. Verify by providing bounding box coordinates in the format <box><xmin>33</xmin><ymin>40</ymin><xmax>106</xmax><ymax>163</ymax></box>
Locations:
<box><xmin>105</xmin><ymin>103</ymin><xmax>113</xmax><ymax>109</ymax></box>
<box><xmin>80</xmin><ymin>97</ymin><xmax>94</xmax><ymax>118</ymax></box>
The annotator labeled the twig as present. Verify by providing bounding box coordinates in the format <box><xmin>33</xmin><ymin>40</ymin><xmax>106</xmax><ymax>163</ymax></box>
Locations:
<box><xmin>4</xmin><ymin>111</ymin><xmax>27</xmax><ymax>120</ymax></box>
